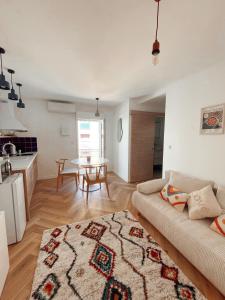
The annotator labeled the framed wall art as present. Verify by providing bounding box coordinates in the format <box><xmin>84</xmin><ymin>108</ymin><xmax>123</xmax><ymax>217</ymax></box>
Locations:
<box><xmin>200</xmin><ymin>103</ymin><xmax>225</xmax><ymax>135</ymax></box>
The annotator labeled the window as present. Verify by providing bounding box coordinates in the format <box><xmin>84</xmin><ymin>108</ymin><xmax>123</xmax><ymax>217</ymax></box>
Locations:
<box><xmin>77</xmin><ymin>120</ymin><xmax>104</xmax><ymax>158</ymax></box>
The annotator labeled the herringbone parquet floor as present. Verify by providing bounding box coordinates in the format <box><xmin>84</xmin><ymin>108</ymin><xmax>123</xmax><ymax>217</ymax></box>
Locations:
<box><xmin>1</xmin><ymin>173</ymin><xmax>136</xmax><ymax>300</ymax></box>
<box><xmin>1</xmin><ymin>173</ymin><xmax>224</xmax><ymax>300</ymax></box>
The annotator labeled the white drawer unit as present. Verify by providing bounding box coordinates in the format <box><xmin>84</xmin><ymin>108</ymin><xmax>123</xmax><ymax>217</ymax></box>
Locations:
<box><xmin>0</xmin><ymin>173</ymin><xmax>26</xmax><ymax>244</ymax></box>
<box><xmin>0</xmin><ymin>211</ymin><xmax>9</xmax><ymax>296</ymax></box>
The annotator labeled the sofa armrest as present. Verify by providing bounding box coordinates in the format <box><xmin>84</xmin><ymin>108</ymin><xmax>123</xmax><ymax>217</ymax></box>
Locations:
<box><xmin>137</xmin><ymin>178</ymin><xmax>167</xmax><ymax>195</ymax></box>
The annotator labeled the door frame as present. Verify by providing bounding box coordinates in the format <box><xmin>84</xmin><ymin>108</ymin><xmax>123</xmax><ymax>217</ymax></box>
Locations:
<box><xmin>129</xmin><ymin>110</ymin><xmax>165</xmax><ymax>183</ymax></box>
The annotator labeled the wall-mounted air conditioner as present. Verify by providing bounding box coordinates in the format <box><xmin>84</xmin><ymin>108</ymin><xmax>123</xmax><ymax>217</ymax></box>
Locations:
<box><xmin>47</xmin><ymin>100</ymin><xmax>76</xmax><ymax>114</ymax></box>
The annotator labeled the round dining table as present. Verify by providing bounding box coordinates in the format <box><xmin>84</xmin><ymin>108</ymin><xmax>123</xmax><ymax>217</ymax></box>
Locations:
<box><xmin>71</xmin><ymin>157</ymin><xmax>109</xmax><ymax>192</ymax></box>
<box><xmin>71</xmin><ymin>157</ymin><xmax>109</xmax><ymax>168</ymax></box>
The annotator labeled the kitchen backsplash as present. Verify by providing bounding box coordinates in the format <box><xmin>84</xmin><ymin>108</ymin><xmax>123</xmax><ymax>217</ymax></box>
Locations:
<box><xmin>0</xmin><ymin>137</ymin><xmax>38</xmax><ymax>154</ymax></box>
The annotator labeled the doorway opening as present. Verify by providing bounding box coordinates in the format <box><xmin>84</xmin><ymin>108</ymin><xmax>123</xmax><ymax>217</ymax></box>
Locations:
<box><xmin>153</xmin><ymin>116</ymin><xmax>165</xmax><ymax>178</ymax></box>
<box><xmin>77</xmin><ymin>119</ymin><xmax>104</xmax><ymax>159</ymax></box>
<box><xmin>129</xmin><ymin>95</ymin><xmax>166</xmax><ymax>183</ymax></box>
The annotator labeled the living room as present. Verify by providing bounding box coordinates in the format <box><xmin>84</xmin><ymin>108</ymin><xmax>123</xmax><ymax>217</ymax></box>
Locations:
<box><xmin>0</xmin><ymin>1</ymin><xmax>225</xmax><ymax>299</ymax></box>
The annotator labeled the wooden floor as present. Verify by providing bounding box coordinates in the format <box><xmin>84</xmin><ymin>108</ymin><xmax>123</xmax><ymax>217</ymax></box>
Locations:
<box><xmin>1</xmin><ymin>173</ymin><xmax>224</xmax><ymax>300</ymax></box>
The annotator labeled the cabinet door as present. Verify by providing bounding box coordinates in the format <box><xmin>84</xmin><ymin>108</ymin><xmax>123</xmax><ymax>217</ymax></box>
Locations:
<box><xmin>0</xmin><ymin>212</ymin><xmax>9</xmax><ymax>296</ymax></box>
<box><xmin>33</xmin><ymin>157</ymin><xmax>38</xmax><ymax>183</ymax></box>
<box><xmin>130</xmin><ymin>111</ymin><xmax>155</xmax><ymax>182</ymax></box>
<box><xmin>12</xmin><ymin>174</ymin><xmax>26</xmax><ymax>242</ymax></box>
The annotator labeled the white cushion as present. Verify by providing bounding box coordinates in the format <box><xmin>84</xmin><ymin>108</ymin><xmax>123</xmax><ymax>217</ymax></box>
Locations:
<box><xmin>216</xmin><ymin>186</ymin><xmax>225</xmax><ymax>210</ymax></box>
<box><xmin>137</xmin><ymin>178</ymin><xmax>167</xmax><ymax>195</ymax></box>
<box><xmin>169</xmin><ymin>170</ymin><xmax>214</xmax><ymax>194</ymax></box>
<box><xmin>132</xmin><ymin>191</ymin><xmax>225</xmax><ymax>296</ymax></box>
<box><xmin>188</xmin><ymin>185</ymin><xmax>222</xmax><ymax>220</ymax></box>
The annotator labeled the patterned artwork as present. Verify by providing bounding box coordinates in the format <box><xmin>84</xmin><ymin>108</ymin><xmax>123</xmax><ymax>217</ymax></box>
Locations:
<box><xmin>200</xmin><ymin>104</ymin><xmax>225</xmax><ymax>134</ymax></box>
<box><xmin>30</xmin><ymin>211</ymin><xmax>206</xmax><ymax>300</ymax></box>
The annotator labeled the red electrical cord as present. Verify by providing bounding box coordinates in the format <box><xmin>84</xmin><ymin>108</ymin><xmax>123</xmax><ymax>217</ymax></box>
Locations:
<box><xmin>155</xmin><ymin>0</ymin><xmax>160</xmax><ymax>41</ymax></box>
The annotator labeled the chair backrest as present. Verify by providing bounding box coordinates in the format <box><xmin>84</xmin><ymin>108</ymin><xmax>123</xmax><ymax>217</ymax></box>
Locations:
<box><xmin>56</xmin><ymin>159</ymin><xmax>68</xmax><ymax>176</ymax></box>
<box><xmin>85</xmin><ymin>164</ymin><xmax>107</xmax><ymax>182</ymax></box>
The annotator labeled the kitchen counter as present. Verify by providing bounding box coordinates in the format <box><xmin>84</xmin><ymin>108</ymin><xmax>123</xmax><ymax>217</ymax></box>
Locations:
<box><xmin>10</xmin><ymin>152</ymin><xmax>38</xmax><ymax>171</ymax></box>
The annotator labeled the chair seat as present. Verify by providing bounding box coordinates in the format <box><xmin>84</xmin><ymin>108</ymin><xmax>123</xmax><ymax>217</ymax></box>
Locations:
<box><xmin>79</xmin><ymin>168</ymin><xmax>97</xmax><ymax>176</ymax></box>
<box><xmin>60</xmin><ymin>167</ymin><xmax>78</xmax><ymax>175</ymax></box>
<box><xmin>84</xmin><ymin>173</ymin><xmax>105</xmax><ymax>181</ymax></box>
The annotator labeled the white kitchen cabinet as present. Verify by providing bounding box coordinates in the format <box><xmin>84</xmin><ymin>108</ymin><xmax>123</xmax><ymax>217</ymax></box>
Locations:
<box><xmin>0</xmin><ymin>211</ymin><xmax>9</xmax><ymax>296</ymax></box>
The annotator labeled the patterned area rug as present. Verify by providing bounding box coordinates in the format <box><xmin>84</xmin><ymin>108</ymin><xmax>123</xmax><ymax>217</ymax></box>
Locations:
<box><xmin>30</xmin><ymin>211</ymin><xmax>205</xmax><ymax>300</ymax></box>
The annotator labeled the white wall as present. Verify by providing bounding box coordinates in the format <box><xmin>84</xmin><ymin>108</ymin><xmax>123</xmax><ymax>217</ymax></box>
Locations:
<box><xmin>15</xmin><ymin>99</ymin><xmax>114</xmax><ymax>180</ymax></box>
<box><xmin>113</xmin><ymin>100</ymin><xmax>130</xmax><ymax>182</ymax></box>
<box><xmin>130</xmin><ymin>96</ymin><xmax>166</xmax><ymax>113</ymax></box>
<box><xmin>163</xmin><ymin>59</ymin><xmax>225</xmax><ymax>185</ymax></box>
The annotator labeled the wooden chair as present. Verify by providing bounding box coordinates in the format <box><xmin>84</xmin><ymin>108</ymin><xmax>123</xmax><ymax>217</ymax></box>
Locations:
<box><xmin>56</xmin><ymin>159</ymin><xmax>79</xmax><ymax>191</ymax></box>
<box><xmin>83</xmin><ymin>164</ymin><xmax>110</xmax><ymax>201</ymax></box>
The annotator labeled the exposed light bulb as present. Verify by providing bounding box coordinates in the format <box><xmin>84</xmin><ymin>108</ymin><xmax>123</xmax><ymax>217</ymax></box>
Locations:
<box><xmin>152</xmin><ymin>39</ymin><xmax>160</xmax><ymax>66</ymax></box>
<box><xmin>152</xmin><ymin>54</ymin><xmax>159</xmax><ymax>66</ymax></box>
<box><xmin>151</xmin><ymin>0</ymin><xmax>161</xmax><ymax>66</ymax></box>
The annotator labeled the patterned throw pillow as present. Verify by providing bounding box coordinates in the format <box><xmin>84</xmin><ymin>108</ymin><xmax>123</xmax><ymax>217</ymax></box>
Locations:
<box><xmin>160</xmin><ymin>183</ymin><xmax>189</xmax><ymax>212</ymax></box>
<box><xmin>210</xmin><ymin>214</ymin><xmax>225</xmax><ymax>237</ymax></box>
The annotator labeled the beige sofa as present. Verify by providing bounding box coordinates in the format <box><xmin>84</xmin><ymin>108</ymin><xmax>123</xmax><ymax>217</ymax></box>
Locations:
<box><xmin>132</xmin><ymin>172</ymin><xmax>225</xmax><ymax>296</ymax></box>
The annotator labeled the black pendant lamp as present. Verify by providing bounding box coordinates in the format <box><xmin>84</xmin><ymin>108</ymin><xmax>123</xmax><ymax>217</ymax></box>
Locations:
<box><xmin>0</xmin><ymin>47</ymin><xmax>10</xmax><ymax>90</ymax></box>
<box><xmin>16</xmin><ymin>83</ymin><xmax>25</xmax><ymax>108</ymax></box>
<box><xmin>8</xmin><ymin>69</ymin><xmax>18</xmax><ymax>100</ymax></box>
<box><xmin>95</xmin><ymin>98</ymin><xmax>100</xmax><ymax>117</ymax></box>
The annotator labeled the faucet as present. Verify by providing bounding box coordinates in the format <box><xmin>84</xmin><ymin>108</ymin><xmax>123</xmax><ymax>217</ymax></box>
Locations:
<box><xmin>2</xmin><ymin>141</ymin><xmax>17</xmax><ymax>156</ymax></box>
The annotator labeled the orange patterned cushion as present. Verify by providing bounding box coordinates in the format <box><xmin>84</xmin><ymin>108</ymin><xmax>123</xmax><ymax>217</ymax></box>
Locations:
<box><xmin>210</xmin><ymin>214</ymin><xmax>225</xmax><ymax>237</ymax></box>
<box><xmin>160</xmin><ymin>183</ymin><xmax>189</xmax><ymax>212</ymax></box>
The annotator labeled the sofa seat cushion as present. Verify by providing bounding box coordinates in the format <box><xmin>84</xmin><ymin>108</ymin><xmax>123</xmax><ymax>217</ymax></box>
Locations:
<box><xmin>132</xmin><ymin>191</ymin><xmax>225</xmax><ymax>296</ymax></box>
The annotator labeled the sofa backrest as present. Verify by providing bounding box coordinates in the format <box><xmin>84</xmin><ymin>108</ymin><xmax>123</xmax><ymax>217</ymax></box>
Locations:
<box><xmin>165</xmin><ymin>170</ymin><xmax>214</xmax><ymax>194</ymax></box>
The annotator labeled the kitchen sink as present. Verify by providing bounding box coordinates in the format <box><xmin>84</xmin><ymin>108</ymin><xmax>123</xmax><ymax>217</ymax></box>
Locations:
<box><xmin>17</xmin><ymin>152</ymin><xmax>34</xmax><ymax>156</ymax></box>
<box><xmin>10</xmin><ymin>156</ymin><xmax>29</xmax><ymax>160</ymax></box>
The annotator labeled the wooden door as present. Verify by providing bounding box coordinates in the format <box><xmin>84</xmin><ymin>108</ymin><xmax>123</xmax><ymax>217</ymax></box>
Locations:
<box><xmin>130</xmin><ymin>111</ymin><xmax>156</xmax><ymax>182</ymax></box>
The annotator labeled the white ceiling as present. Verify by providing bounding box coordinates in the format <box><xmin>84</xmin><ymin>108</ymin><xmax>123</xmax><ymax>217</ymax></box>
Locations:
<box><xmin>0</xmin><ymin>0</ymin><xmax>225</xmax><ymax>105</ymax></box>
